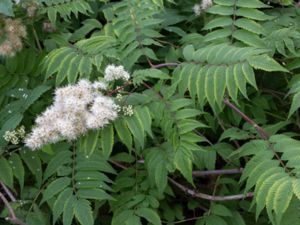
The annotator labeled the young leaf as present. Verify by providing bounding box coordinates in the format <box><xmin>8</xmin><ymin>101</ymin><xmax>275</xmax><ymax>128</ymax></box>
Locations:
<box><xmin>74</xmin><ymin>199</ymin><xmax>94</xmax><ymax>225</ymax></box>
<box><xmin>135</xmin><ymin>208</ymin><xmax>162</xmax><ymax>225</ymax></box>
<box><xmin>101</xmin><ymin>124</ymin><xmax>114</xmax><ymax>158</ymax></box>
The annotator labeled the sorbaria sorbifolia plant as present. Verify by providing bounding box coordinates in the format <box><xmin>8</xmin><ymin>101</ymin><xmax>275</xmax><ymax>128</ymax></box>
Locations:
<box><xmin>1</xmin><ymin>0</ymin><xmax>300</xmax><ymax>225</ymax></box>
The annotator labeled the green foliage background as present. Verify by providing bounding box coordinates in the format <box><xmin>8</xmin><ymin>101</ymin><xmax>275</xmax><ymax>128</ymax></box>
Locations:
<box><xmin>1</xmin><ymin>0</ymin><xmax>300</xmax><ymax>224</ymax></box>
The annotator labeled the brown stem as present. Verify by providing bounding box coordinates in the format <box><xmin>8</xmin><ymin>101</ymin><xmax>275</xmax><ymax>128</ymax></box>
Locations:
<box><xmin>192</xmin><ymin>168</ymin><xmax>243</xmax><ymax>177</ymax></box>
<box><xmin>168</xmin><ymin>178</ymin><xmax>253</xmax><ymax>202</ymax></box>
<box><xmin>223</xmin><ymin>98</ymin><xmax>269</xmax><ymax>140</ymax></box>
<box><xmin>0</xmin><ymin>191</ymin><xmax>27</xmax><ymax>225</ymax></box>
<box><xmin>224</xmin><ymin>98</ymin><xmax>289</xmax><ymax>172</ymax></box>
<box><xmin>32</xmin><ymin>26</ymin><xmax>42</xmax><ymax>53</ymax></box>
<box><xmin>106</xmin><ymin>81</ymin><xmax>132</xmax><ymax>96</ymax></box>
<box><xmin>151</xmin><ymin>63</ymin><xmax>179</xmax><ymax>69</ymax></box>
<box><xmin>109</xmin><ymin>160</ymin><xmax>128</xmax><ymax>170</ymax></box>
<box><xmin>0</xmin><ymin>181</ymin><xmax>16</xmax><ymax>202</ymax></box>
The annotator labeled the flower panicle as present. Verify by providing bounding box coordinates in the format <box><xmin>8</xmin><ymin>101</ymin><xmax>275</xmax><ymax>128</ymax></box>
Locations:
<box><xmin>25</xmin><ymin>64</ymin><xmax>133</xmax><ymax>150</ymax></box>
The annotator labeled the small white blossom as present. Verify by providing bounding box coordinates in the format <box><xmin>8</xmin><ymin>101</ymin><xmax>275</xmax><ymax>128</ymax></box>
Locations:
<box><xmin>25</xmin><ymin>80</ymin><xmax>121</xmax><ymax>150</ymax></box>
<box><xmin>201</xmin><ymin>0</ymin><xmax>213</xmax><ymax>10</ymax></box>
<box><xmin>104</xmin><ymin>64</ymin><xmax>130</xmax><ymax>81</ymax></box>
<box><xmin>116</xmin><ymin>94</ymin><xmax>123</xmax><ymax>101</ymax></box>
<box><xmin>3</xmin><ymin>125</ymin><xmax>26</xmax><ymax>145</ymax></box>
<box><xmin>122</xmin><ymin>105</ymin><xmax>134</xmax><ymax>116</ymax></box>
<box><xmin>92</xmin><ymin>81</ymin><xmax>108</xmax><ymax>90</ymax></box>
<box><xmin>193</xmin><ymin>0</ymin><xmax>213</xmax><ymax>16</ymax></box>
<box><xmin>193</xmin><ymin>4</ymin><xmax>202</xmax><ymax>16</ymax></box>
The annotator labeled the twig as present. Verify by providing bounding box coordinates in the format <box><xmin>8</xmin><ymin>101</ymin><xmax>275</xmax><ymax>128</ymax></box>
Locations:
<box><xmin>223</xmin><ymin>98</ymin><xmax>269</xmax><ymax>140</ymax></box>
<box><xmin>151</xmin><ymin>63</ymin><xmax>179</xmax><ymax>69</ymax></box>
<box><xmin>168</xmin><ymin>177</ymin><xmax>253</xmax><ymax>202</ymax></box>
<box><xmin>0</xmin><ymin>191</ymin><xmax>27</xmax><ymax>225</ymax></box>
<box><xmin>192</xmin><ymin>168</ymin><xmax>243</xmax><ymax>177</ymax></box>
<box><xmin>162</xmin><ymin>216</ymin><xmax>203</xmax><ymax>224</ymax></box>
<box><xmin>109</xmin><ymin>160</ymin><xmax>128</xmax><ymax>170</ymax></box>
<box><xmin>32</xmin><ymin>26</ymin><xmax>42</xmax><ymax>53</ymax></box>
<box><xmin>106</xmin><ymin>81</ymin><xmax>132</xmax><ymax>96</ymax></box>
<box><xmin>0</xmin><ymin>181</ymin><xmax>16</xmax><ymax>202</ymax></box>
<box><xmin>224</xmin><ymin>98</ymin><xmax>289</xmax><ymax>172</ymax></box>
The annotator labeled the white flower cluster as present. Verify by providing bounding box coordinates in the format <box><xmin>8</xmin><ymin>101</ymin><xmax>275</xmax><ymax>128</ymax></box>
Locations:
<box><xmin>25</xmin><ymin>79</ymin><xmax>118</xmax><ymax>150</ymax></box>
<box><xmin>193</xmin><ymin>0</ymin><xmax>213</xmax><ymax>16</ymax></box>
<box><xmin>104</xmin><ymin>65</ymin><xmax>130</xmax><ymax>81</ymax></box>
<box><xmin>3</xmin><ymin>126</ymin><xmax>26</xmax><ymax>145</ymax></box>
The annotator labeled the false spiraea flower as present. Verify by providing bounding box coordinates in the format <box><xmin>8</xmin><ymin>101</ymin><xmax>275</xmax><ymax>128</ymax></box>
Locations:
<box><xmin>3</xmin><ymin>125</ymin><xmax>26</xmax><ymax>145</ymax></box>
<box><xmin>193</xmin><ymin>0</ymin><xmax>213</xmax><ymax>16</ymax></box>
<box><xmin>25</xmin><ymin>79</ymin><xmax>120</xmax><ymax>150</ymax></box>
<box><xmin>0</xmin><ymin>18</ymin><xmax>27</xmax><ymax>57</ymax></box>
<box><xmin>25</xmin><ymin>64</ymin><xmax>132</xmax><ymax>150</ymax></box>
<box><xmin>104</xmin><ymin>64</ymin><xmax>130</xmax><ymax>81</ymax></box>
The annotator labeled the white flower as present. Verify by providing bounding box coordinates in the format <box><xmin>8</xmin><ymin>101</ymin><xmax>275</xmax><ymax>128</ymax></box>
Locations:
<box><xmin>3</xmin><ymin>125</ymin><xmax>26</xmax><ymax>145</ymax></box>
<box><xmin>201</xmin><ymin>0</ymin><xmax>213</xmax><ymax>10</ymax></box>
<box><xmin>122</xmin><ymin>105</ymin><xmax>134</xmax><ymax>116</ymax></box>
<box><xmin>92</xmin><ymin>81</ymin><xmax>108</xmax><ymax>90</ymax></box>
<box><xmin>104</xmin><ymin>64</ymin><xmax>130</xmax><ymax>81</ymax></box>
<box><xmin>193</xmin><ymin>4</ymin><xmax>202</xmax><ymax>16</ymax></box>
<box><xmin>25</xmin><ymin>79</ymin><xmax>120</xmax><ymax>150</ymax></box>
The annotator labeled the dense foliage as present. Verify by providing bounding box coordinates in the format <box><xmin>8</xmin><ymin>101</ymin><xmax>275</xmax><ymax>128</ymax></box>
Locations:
<box><xmin>1</xmin><ymin>0</ymin><xmax>300</xmax><ymax>224</ymax></box>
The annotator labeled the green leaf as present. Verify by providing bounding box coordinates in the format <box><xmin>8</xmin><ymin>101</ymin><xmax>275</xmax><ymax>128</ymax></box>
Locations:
<box><xmin>288</xmin><ymin>92</ymin><xmax>300</xmax><ymax>118</ymax></box>
<box><xmin>0</xmin><ymin>157</ymin><xmax>13</xmax><ymax>189</ymax></box>
<box><xmin>211</xmin><ymin>204</ymin><xmax>232</xmax><ymax>217</ymax></box>
<box><xmin>77</xmin><ymin>188</ymin><xmax>115</xmax><ymax>201</ymax></box>
<box><xmin>234</xmin><ymin>18</ymin><xmax>265</xmax><ymax>35</ymax></box>
<box><xmin>53</xmin><ymin>188</ymin><xmax>73</xmax><ymax>224</ymax></box>
<box><xmin>247</xmin><ymin>55</ymin><xmax>288</xmax><ymax>72</ymax></box>
<box><xmin>74</xmin><ymin>199</ymin><xmax>94</xmax><ymax>225</ymax></box>
<box><xmin>125</xmin><ymin>114</ymin><xmax>145</xmax><ymax>148</ymax></box>
<box><xmin>125</xmin><ymin>215</ymin><xmax>142</xmax><ymax>225</ymax></box>
<box><xmin>273</xmin><ymin>178</ymin><xmax>293</xmax><ymax>215</ymax></box>
<box><xmin>63</xmin><ymin>195</ymin><xmax>76</xmax><ymax>225</ymax></box>
<box><xmin>293</xmin><ymin>179</ymin><xmax>300</xmax><ymax>201</ymax></box>
<box><xmin>236</xmin><ymin>0</ymin><xmax>270</xmax><ymax>8</ymax></box>
<box><xmin>135</xmin><ymin>208</ymin><xmax>162</xmax><ymax>225</ymax></box>
<box><xmin>20</xmin><ymin>150</ymin><xmax>42</xmax><ymax>187</ymax></box>
<box><xmin>174</xmin><ymin>148</ymin><xmax>193</xmax><ymax>184</ymax></box>
<box><xmin>83</xmin><ymin>130</ymin><xmax>100</xmax><ymax>156</ymax></box>
<box><xmin>0</xmin><ymin>0</ymin><xmax>14</xmax><ymax>16</ymax></box>
<box><xmin>114</xmin><ymin>119</ymin><xmax>132</xmax><ymax>150</ymax></box>
<box><xmin>183</xmin><ymin>45</ymin><xmax>195</xmax><ymax>61</ymax></box>
<box><xmin>101</xmin><ymin>124</ymin><xmax>114</xmax><ymax>158</ymax></box>
<box><xmin>203</xmin><ymin>17</ymin><xmax>232</xmax><ymax>30</ymax></box>
<box><xmin>41</xmin><ymin>177</ymin><xmax>71</xmax><ymax>204</ymax></box>
<box><xmin>43</xmin><ymin>150</ymin><xmax>72</xmax><ymax>181</ymax></box>
<box><xmin>9</xmin><ymin>153</ymin><xmax>24</xmax><ymax>190</ymax></box>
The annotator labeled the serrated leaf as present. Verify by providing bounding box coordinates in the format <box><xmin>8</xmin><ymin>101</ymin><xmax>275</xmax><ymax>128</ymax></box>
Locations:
<box><xmin>83</xmin><ymin>130</ymin><xmax>100</xmax><ymax>156</ymax></box>
<box><xmin>53</xmin><ymin>188</ymin><xmax>73</xmax><ymax>224</ymax></box>
<box><xmin>0</xmin><ymin>0</ymin><xmax>14</xmax><ymax>16</ymax></box>
<box><xmin>74</xmin><ymin>199</ymin><xmax>94</xmax><ymax>225</ymax></box>
<box><xmin>183</xmin><ymin>45</ymin><xmax>194</xmax><ymax>61</ymax></box>
<box><xmin>174</xmin><ymin>148</ymin><xmax>193</xmax><ymax>185</ymax></box>
<box><xmin>125</xmin><ymin>114</ymin><xmax>145</xmax><ymax>148</ymax></box>
<box><xmin>288</xmin><ymin>92</ymin><xmax>300</xmax><ymax>118</ymax></box>
<box><xmin>9</xmin><ymin>153</ymin><xmax>24</xmax><ymax>190</ymax></box>
<box><xmin>63</xmin><ymin>195</ymin><xmax>76</xmax><ymax>225</ymax></box>
<box><xmin>135</xmin><ymin>208</ymin><xmax>162</xmax><ymax>225</ymax></box>
<box><xmin>273</xmin><ymin>178</ymin><xmax>293</xmax><ymax>215</ymax></box>
<box><xmin>41</xmin><ymin>177</ymin><xmax>71</xmax><ymax>204</ymax></box>
<box><xmin>101</xmin><ymin>124</ymin><xmax>114</xmax><ymax>158</ymax></box>
<box><xmin>203</xmin><ymin>17</ymin><xmax>232</xmax><ymax>30</ymax></box>
<box><xmin>44</xmin><ymin>150</ymin><xmax>72</xmax><ymax>181</ymax></box>
<box><xmin>77</xmin><ymin>189</ymin><xmax>115</xmax><ymax>201</ymax></box>
<box><xmin>247</xmin><ymin>55</ymin><xmax>288</xmax><ymax>72</ymax></box>
<box><xmin>114</xmin><ymin>119</ymin><xmax>132</xmax><ymax>150</ymax></box>
<box><xmin>0</xmin><ymin>157</ymin><xmax>13</xmax><ymax>189</ymax></box>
